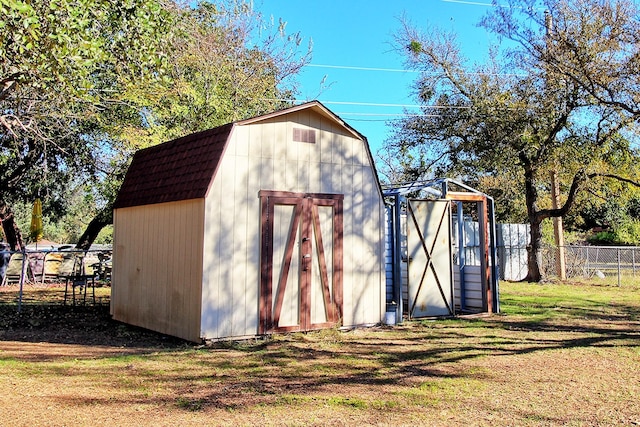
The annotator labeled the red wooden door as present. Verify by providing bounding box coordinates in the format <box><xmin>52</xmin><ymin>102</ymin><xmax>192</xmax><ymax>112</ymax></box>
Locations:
<box><xmin>259</xmin><ymin>191</ymin><xmax>343</xmax><ymax>334</ymax></box>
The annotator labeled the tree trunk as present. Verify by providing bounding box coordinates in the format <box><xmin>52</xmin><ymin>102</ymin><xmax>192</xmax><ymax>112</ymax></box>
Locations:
<box><xmin>523</xmin><ymin>163</ymin><xmax>544</xmax><ymax>282</ymax></box>
<box><xmin>0</xmin><ymin>200</ymin><xmax>24</xmax><ymax>251</ymax></box>
<box><xmin>526</xmin><ymin>218</ymin><xmax>544</xmax><ymax>282</ymax></box>
<box><xmin>75</xmin><ymin>206</ymin><xmax>113</xmax><ymax>250</ymax></box>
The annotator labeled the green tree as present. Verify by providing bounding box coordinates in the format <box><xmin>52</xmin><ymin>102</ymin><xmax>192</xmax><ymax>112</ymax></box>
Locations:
<box><xmin>123</xmin><ymin>0</ymin><xmax>311</xmax><ymax>146</ymax></box>
<box><xmin>74</xmin><ymin>1</ymin><xmax>311</xmax><ymax>249</ymax></box>
<box><xmin>0</xmin><ymin>0</ymin><xmax>174</xmax><ymax>250</ymax></box>
<box><xmin>387</xmin><ymin>0</ymin><xmax>640</xmax><ymax>281</ymax></box>
<box><xmin>1</xmin><ymin>1</ymin><xmax>310</xmax><ymax>250</ymax></box>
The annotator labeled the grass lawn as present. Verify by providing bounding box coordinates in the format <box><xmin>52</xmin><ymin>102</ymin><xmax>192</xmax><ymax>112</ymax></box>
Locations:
<box><xmin>0</xmin><ymin>281</ymin><xmax>638</xmax><ymax>426</ymax></box>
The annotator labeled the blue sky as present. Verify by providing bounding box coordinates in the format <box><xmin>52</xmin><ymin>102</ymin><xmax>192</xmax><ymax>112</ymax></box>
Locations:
<box><xmin>255</xmin><ymin>0</ymin><xmax>501</xmax><ymax>154</ymax></box>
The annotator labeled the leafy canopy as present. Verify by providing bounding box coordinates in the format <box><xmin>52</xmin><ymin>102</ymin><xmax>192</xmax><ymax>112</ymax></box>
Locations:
<box><xmin>0</xmin><ymin>0</ymin><xmax>311</xmax><ymax>248</ymax></box>
<box><xmin>386</xmin><ymin>0</ymin><xmax>640</xmax><ymax>280</ymax></box>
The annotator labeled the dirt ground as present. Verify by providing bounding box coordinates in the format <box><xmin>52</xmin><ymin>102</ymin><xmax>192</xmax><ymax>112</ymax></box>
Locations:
<box><xmin>0</xmin><ymin>283</ymin><xmax>639</xmax><ymax>426</ymax></box>
<box><xmin>0</xmin><ymin>285</ymin><xmax>183</xmax><ymax>348</ymax></box>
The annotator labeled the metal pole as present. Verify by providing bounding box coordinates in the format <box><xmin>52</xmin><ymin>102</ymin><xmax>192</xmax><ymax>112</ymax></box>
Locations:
<box><xmin>457</xmin><ymin>202</ymin><xmax>466</xmax><ymax>312</ymax></box>
<box><xmin>18</xmin><ymin>249</ymin><xmax>26</xmax><ymax>313</ymax></box>
<box><xmin>488</xmin><ymin>197</ymin><xmax>500</xmax><ymax>314</ymax></box>
<box><xmin>478</xmin><ymin>199</ymin><xmax>491</xmax><ymax>313</ymax></box>
<box><xmin>617</xmin><ymin>248</ymin><xmax>621</xmax><ymax>287</ymax></box>
<box><xmin>393</xmin><ymin>195</ymin><xmax>403</xmax><ymax>323</ymax></box>
<box><xmin>586</xmin><ymin>246</ymin><xmax>590</xmax><ymax>277</ymax></box>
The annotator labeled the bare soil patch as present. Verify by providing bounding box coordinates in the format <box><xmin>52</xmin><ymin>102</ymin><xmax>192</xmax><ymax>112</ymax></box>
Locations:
<box><xmin>0</xmin><ymin>285</ymin><xmax>184</xmax><ymax>350</ymax></box>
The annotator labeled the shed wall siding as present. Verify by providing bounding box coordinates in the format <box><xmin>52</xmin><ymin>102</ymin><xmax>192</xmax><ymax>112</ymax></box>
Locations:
<box><xmin>454</xmin><ymin>266</ymin><xmax>484</xmax><ymax>311</ymax></box>
<box><xmin>201</xmin><ymin>109</ymin><xmax>385</xmax><ymax>339</ymax></box>
<box><xmin>112</xmin><ymin>200</ymin><xmax>204</xmax><ymax>342</ymax></box>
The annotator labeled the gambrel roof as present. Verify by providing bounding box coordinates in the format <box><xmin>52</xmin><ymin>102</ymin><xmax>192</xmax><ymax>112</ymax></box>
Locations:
<box><xmin>113</xmin><ymin>101</ymin><xmax>377</xmax><ymax>210</ymax></box>
<box><xmin>113</xmin><ymin>123</ymin><xmax>233</xmax><ymax>209</ymax></box>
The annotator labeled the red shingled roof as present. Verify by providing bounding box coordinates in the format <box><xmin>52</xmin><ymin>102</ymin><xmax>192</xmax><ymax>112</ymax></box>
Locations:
<box><xmin>113</xmin><ymin>123</ymin><xmax>234</xmax><ymax>209</ymax></box>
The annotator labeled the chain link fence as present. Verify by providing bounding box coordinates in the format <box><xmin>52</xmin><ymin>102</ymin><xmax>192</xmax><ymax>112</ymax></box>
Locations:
<box><xmin>541</xmin><ymin>245</ymin><xmax>640</xmax><ymax>286</ymax></box>
<box><xmin>466</xmin><ymin>237</ymin><xmax>640</xmax><ymax>286</ymax></box>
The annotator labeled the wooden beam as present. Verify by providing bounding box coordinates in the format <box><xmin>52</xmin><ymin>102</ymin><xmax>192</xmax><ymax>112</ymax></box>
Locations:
<box><xmin>445</xmin><ymin>192</ymin><xmax>485</xmax><ymax>202</ymax></box>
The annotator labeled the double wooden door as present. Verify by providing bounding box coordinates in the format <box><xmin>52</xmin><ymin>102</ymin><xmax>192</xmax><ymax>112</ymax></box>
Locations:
<box><xmin>259</xmin><ymin>191</ymin><xmax>343</xmax><ymax>333</ymax></box>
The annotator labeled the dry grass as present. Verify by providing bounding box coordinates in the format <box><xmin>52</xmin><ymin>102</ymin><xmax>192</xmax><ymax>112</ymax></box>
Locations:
<box><xmin>0</xmin><ymin>281</ymin><xmax>639</xmax><ymax>426</ymax></box>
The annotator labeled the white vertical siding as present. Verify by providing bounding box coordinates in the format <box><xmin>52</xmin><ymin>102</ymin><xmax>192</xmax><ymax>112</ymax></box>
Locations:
<box><xmin>341</xmin><ymin>163</ymin><xmax>356</xmax><ymax>326</ymax></box>
<box><xmin>200</xmin><ymin>109</ymin><xmax>385</xmax><ymax>340</ymax></box>
<box><xmin>201</xmin><ymin>147</ymin><xmax>222</xmax><ymax>338</ymax></box>
<box><xmin>232</xmin><ymin>154</ymin><xmax>250</xmax><ymax>336</ymax></box>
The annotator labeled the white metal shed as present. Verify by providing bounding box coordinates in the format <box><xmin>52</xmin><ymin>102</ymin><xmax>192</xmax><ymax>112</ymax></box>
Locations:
<box><xmin>383</xmin><ymin>179</ymin><xmax>500</xmax><ymax>321</ymax></box>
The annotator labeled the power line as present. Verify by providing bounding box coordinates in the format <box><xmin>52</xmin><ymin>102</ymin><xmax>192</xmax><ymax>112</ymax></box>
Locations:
<box><xmin>302</xmin><ymin>100</ymin><xmax>470</xmax><ymax>109</ymax></box>
<box><xmin>335</xmin><ymin>112</ymin><xmax>442</xmax><ymax>117</ymax></box>
<box><xmin>442</xmin><ymin>0</ymin><xmax>544</xmax><ymax>9</ymax></box>
<box><xmin>304</xmin><ymin>63</ymin><xmax>527</xmax><ymax>77</ymax></box>
<box><xmin>306</xmin><ymin>64</ymin><xmax>416</xmax><ymax>73</ymax></box>
<box><xmin>441</xmin><ymin>0</ymin><xmax>497</xmax><ymax>6</ymax></box>
<box><xmin>274</xmin><ymin>98</ymin><xmax>472</xmax><ymax>110</ymax></box>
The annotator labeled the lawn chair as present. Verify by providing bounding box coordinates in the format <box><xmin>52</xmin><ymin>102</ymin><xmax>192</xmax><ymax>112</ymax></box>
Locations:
<box><xmin>62</xmin><ymin>252</ymin><xmax>96</xmax><ymax>305</ymax></box>
<box><xmin>58</xmin><ymin>252</ymin><xmax>77</xmax><ymax>277</ymax></box>
<box><xmin>82</xmin><ymin>252</ymin><xmax>99</xmax><ymax>277</ymax></box>
<box><xmin>42</xmin><ymin>252</ymin><xmax>64</xmax><ymax>283</ymax></box>
<box><xmin>27</xmin><ymin>252</ymin><xmax>45</xmax><ymax>283</ymax></box>
<box><xmin>2</xmin><ymin>252</ymin><xmax>32</xmax><ymax>286</ymax></box>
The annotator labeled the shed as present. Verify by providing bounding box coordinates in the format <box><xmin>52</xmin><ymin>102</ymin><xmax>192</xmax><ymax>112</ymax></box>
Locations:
<box><xmin>383</xmin><ymin>179</ymin><xmax>500</xmax><ymax>322</ymax></box>
<box><xmin>111</xmin><ymin>101</ymin><xmax>386</xmax><ymax>342</ymax></box>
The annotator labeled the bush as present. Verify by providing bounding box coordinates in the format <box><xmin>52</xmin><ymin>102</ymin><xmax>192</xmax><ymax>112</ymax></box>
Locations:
<box><xmin>542</xmin><ymin>218</ymin><xmax>586</xmax><ymax>245</ymax></box>
<box><xmin>587</xmin><ymin>219</ymin><xmax>640</xmax><ymax>245</ymax></box>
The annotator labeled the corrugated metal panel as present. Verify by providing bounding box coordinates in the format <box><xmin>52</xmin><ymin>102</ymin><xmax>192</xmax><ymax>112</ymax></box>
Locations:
<box><xmin>454</xmin><ymin>266</ymin><xmax>484</xmax><ymax>312</ymax></box>
<box><xmin>384</xmin><ymin>206</ymin><xmax>394</xmax><ymax>304</ymax></box>
<box><xmin>497</xmin><ymin>223</ymin><xmax>529</xmax><ymax>281</ymax></box>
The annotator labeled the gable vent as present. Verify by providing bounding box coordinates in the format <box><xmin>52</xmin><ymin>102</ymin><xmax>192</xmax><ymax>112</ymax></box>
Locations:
<box><xmin>293</xmin><ymin>128</ymin><xmax>316</xmax><ymax>143</ymax></box>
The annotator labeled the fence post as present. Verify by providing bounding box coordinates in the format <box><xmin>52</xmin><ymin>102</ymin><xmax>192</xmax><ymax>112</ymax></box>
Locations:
<box><xmin>617</xmin><ymin>248</ymin><xmax>621</xmax><ymax>287</ymax></box>
<box><xmin>586</xmin><ymin>246</ymin><xmax>590</xmax><ymax>277</ymax></box>
<box><xmin>18</xmin><ymin>249</ymin><xmax>26</xmax><ymax>313</ymax></box>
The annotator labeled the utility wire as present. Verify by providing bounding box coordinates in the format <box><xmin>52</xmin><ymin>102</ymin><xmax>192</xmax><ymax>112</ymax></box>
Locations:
<box><xmin>441</xmin><ymin>0</ymin><xmax>498</xmax><ymax>6</ymax></box>
<box><xmin>306</xmin><ymin>64</ymin><xmax>416</xmax><ymax>73</ymax></box>
<box><xmin>301</xmin><ymin>100</ymin><xmax>470</xmax><ymax>109</ymax></box>
<box><xmin>305</xmin><ymin>63</ymin><xmax>526</xmax><ymax>77</ymax></box>
<box><xmin>442</xmin><ymin>0</ymin><xmax>545</xmax><ymax>9</ymax></box>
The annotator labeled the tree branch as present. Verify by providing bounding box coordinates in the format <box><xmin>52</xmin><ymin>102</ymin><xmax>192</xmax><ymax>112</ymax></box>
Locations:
<box><xmin>0</xmin><ymin>73</ymin><xmax>21</xmax><ymax>102</ymax></box>
<box><xmin>593</xmin><ymin>173</ymin><xmax>640</xmax><ymax>188</ymax></box>
<box><xmin>536</xmin><ymin>170</ymin><xmax>586</xmax><ymax>221</ymax></box>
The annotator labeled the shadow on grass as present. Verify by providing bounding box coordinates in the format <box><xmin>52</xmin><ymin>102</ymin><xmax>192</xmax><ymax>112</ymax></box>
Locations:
<box><xmin>38</xmin><ymin>307</ymin><xmax>639</xmax><ymax>415</ymax></box>
<box><xmin>1</xmin><ymin>283</ymin><xmax>639</xmax><ymax>412</ymax></box>
<box><xmin>0</xmin><ymin>302</ymin><xmax>189</xmax><ymax>354</ymax></box>
<box><xmin>0</xmin><ymin>284</ymin><xmax>189</xmax><ymax>353</ymax></box>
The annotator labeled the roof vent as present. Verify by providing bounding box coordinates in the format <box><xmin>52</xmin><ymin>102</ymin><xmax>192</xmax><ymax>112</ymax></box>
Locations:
<box><xmin>293</xmin><ymin>128</ymin><xmax>316</xmax><ymax>143</ymax></box>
